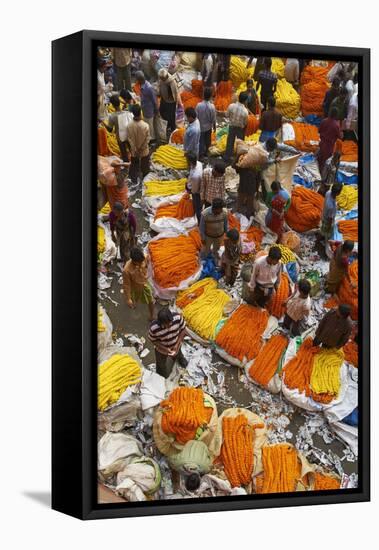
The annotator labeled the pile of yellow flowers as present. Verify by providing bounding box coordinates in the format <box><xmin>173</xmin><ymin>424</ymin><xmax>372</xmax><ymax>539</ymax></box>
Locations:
<box><xmin>271</xmin><ymin>57</ymin><xmax>285</xmax><ymax>79</ymax></box>
<box><xmin>98</xmin><ymin>225</ymin><xmax>105</xmax><ymax>254</ymax></box>
<box><xmin>270</xmin><ymin>244</ymin><xmax>296</xmax><ymax>264</ymax></box>
<box><xmin>98</xmin><ymin>353</ymin><xmax>142</xmax><ymax>411</ymax></box>
<box><xmin>230</xmin><ymin>56</ymin><xmax>254</xmax><ymax>88</ymax></box>
<box><xmin>274</xmin><ymin>79</ymin><xmax>301</xmax><ymax>119</ymax></box>
<box><xmin>245</xmin><ymin>129</ymin><xmax>262</xmax><ymax>142</ymax></box>
<box><xmin>181</xmin><ymin>280</ymin><xmax>230</xmax><ymax>341</ymax></box>
<box><xmin>336</xmin><ymin>185</ymin><xmax>358</xmax><ymax>211</ymax></box>
<box><xmin>310</xmin><ymin>348</ymin><xmax>344</xmax><ymax>398</ymax></box>
<box><xmin>144</xmin><ymin>178</ymin><xmax>187</xmax><ymax>197</ymax></box>
<box><xmin>106</xmin><ymin>131</ymin><xmax>121</xmax><ymax>156</ymax></box>
<box><xmin>152</xmin><ymin>145</ymin><xmax>188</xmax><ymax>169</ymax></box>
<box><xmin>100</xmin><ymin>202</ymin><xmax>111</xmax><ymax>215</ymax></box>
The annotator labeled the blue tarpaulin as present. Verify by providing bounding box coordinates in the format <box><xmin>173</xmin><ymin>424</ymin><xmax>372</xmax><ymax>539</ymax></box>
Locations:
<box><xmin>199</xmin><ymin>255</ymin><xmax>223</xmax><ymax>281</ymax></box>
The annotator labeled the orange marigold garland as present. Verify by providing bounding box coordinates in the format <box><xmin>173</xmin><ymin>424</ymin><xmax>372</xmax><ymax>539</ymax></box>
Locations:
<box><xmin>335</xmin><ymin>139</ymin><xmax>358</xmax><ymax>162</ymax></box>
<box><xmin>338</xmin><ymin>220</ymin><xmax>358</xmax><ymax>242</ymax></box>
<box><xmin>338</xmin><ymin>260</ymin><xmax>358</xmax><ymax>320</ymax></box>
<box><xmin>214</xmin><ymin>81</ymin><xmax>233</xmax><ymax>112</ymax></box>
<box><xmin>257</xmin><ymin>443</ymin><xmax>301</xmax><ymax>494</ymax></box>
<box><xmin>344</xmin><ymin>339</ymin><xmax>358</xmax><ymax>367</ymax></box>
<box><xmin>248</xmin><ymin>334</ymin><xmax>288</xmax><ymax>386</ymax></box>
<box><xmin>220</xmin><ymin>415</ymin><xmax>264</xmax><ymax>488</ymax></box>
<box><xmin>160</xmin><ymin>387</ymin><xmax>213</xmax><ymax>445</ymax></box>
<box><xmin>285</xmin><ymin>186</ymin><xmax>324</xmax><ymax>233</ymax></box>
<box><xmin>284</xmin><ymin>122</ymin><xmax>320</xmax><ymax>152</ymax></box>
<box><xmin>170</xmin><ymin>127</ymin><xmax>185</xmax><ymax>144</ymax></box>
<box><xmin>313</xmin><ymin>472</ymin><xmax>340</xmax><ymax>490</ymax></box>
<box><xmin>215</xmin><ymin>305</ymin><xmax>269</xmax><ymax>362</ymax></box>
<box><xmin>268</xmin><ymin>273</ymin><xmax>290</xmax><ymax>318</ymax></box>
<box><xmin>282</xmin><ymin>337</ymin><xmax>319</xmax><ymax>396</ymax></box>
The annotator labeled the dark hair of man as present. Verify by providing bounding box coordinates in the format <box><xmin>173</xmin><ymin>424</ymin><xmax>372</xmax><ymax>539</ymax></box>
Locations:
<box><xmin>186</xmin><ymin>152</ymin><xmax>198</xmax><ymax>166</ymax></box>
<box><xmin>265</xmin><ymin>137</ymin><xmax>277</xmax><ymax>152</ymax></box>
<box><xmin>342</xmin><ymin>240</ymin><xmax>355</xmax><ymax>253</ymax></box>
<box><xmin>203</xmin><ymin>87</ymin><xmax>213</xmax><ymax>101</ymax></box>
<box><xmin>185</xmin><ymin>107</ymin><xmax>197</xmax><ymax>120</ymax></box>
<box><xmin>157</xmin><ymin>306</ymin><xmax>174</xmax><ymax>326</ymax></box>
<box><xmin>185</xmin><ymin>473</ymin><xmax>201</xmax><ymax>492</ymax></box>
<box><xmin>130</xmin><ymin>247</ymin><xmax>145</xmax><ymax>262</ymax></box>
<box><xmin>239</xmin><ymin>91</ymin><xmax>248</xmax><ymax>104</ymax></box>
<box><xmin>264</xmin><ymin>57</ymin><xmax>272</xmax><ymax>69</ymax></box>
<box><xmin>331</xmin><ymin>183</ymin><xmax>343</xmax><ymax>197</ymax></box>
<box><xmin>132</xmin><ymin>104</ymin><xmax>142</xmax><ymax>118</ymax></box>
<box><xmin>212</xmin><ymin>197</ymin><xmax>225</xmax><ymax>210</ymax></box>
<box><xmin>338</xmin><ymin>304</ymin><xmax>351</xmax><ymax>318</ymax></box>
<box><xmin>226</xmin><ymin>228</ymin><xmax>240</xmax><ymax>241</ymax></box>
<box><xmin>213</xmin><ymin>159</ymin><xmax>226</xmax><ymax>176</ymax></box>
<box><xmin>120</xmin><ymin>88</ymin><xmax>133</xmax><ymax>101</ymax></box>
<box><xmin>268</xmin><ymin>246</ymin><xmax>282</xmax><ymax>261</ymax></box>
<box><xmin>109</xmin><ymin>94</ymin><xmax>120</xmax><ymax>108</ymax></box>
<box><xmin>298</xmin><ymin>279</ymin><xmax>311</xmax><ymax>296</ymax></box>
<box><xmin>271</xmin><ymin>180</ymin><xmax>281</xmax><ymax>192</ymax></box>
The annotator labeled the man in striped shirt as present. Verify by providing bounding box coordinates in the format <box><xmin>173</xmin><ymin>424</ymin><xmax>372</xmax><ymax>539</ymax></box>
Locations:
<box><xmin>148</xmin><ymin>307</ymin><xmax>188</xmax><ymax>378</ymax></box>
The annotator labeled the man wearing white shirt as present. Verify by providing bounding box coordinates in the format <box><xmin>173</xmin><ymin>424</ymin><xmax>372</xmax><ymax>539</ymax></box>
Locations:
<box><xmin>248</xmin><ymin>247</ymin><xmax>283</xmax><ymax>307</ymax></box>
<box><xmin>186</xmin><ymin>153</ymin><xmax>203</xmax><ymax>223</ymax></box>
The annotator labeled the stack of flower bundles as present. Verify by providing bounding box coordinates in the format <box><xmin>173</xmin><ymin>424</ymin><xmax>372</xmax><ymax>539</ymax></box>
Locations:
<box><xmin>144</xmin><ymin>178</ymin><xmax>187</xmax><ymax>198</ymax></box>
<box><xmin>148</xmin><ymin>228</ymin><xmax>202</xmax><ymax>290</ymax></box>
<box><xmin>230</xmin><ymin>56</ymin><xmax>253</xmax><ymax>88</ymax></box>
<box><xmin>181</xmin><ymin>79</ymin><xmax>204</xmax><ymax>110</ymax></box>
<box><xmin>254</xmin><ymin>443</ymin><xmax>303</xmax><ymax>494</ymax></box>
<box><xmin>285</xmin><ymin>186</ymin><xmax>324</xmax><ymax>232</ymax></box>
<box><xmin>214</xmin><ymin>80</ymin><xmax>233</xmax><ymax>112</ymax></box>
<box><xmin>284</xmin><ymin>122</ymin><xmax>320</xmax><ymax>152</ymax></box>
<box><xmin>152</xmin><ymin>145</ymin><xmax>188</xmax><ymax>169</ymax></box>
<box><xmin>155</xmin><ymin>193</ymin><xmax>194</xmax><ymax>220</ymax></box>
<box><xmin>300</xmin><ymin>65</ymin><xmax>330</xmax><ymax>117</ymax></box>
<box><xmin>177</xmin><ymin>278</ymin><xmax>230</xmax><ymax>342</ymax></box>
<box><xmin>248</xmin><ymin>334</ymin><xmax>288</xmax><ymax>390</ymax></box>
<box><xmin>274</xmin><ymin>78</ymin><xmax>300</xmax><ymax>119</ymax></box>
<box><xmin>215</xmin><ymin>305</ymin><xmax>269</xmax><ymax>366</ymax></box>
<box><xmin>282</xmin><ymin>338</ymin><xmax>345</xmax><ymax>406</ymax></box>
<box><xmin>98</xmin><ymin>353</ymin><xmax>142</xmax><ymax>411</ymax></box>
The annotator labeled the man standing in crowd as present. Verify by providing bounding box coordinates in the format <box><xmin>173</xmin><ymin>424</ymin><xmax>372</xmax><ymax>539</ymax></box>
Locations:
<box><xmin>313</xmin><ymin>305</ymin><xmax>353</xmax><ymax>349</ymax></box>
<box><xmin>183</xmin><ymin>108</ymin><xmax>201</xmax><ymax>158</ymax></box>
<box><xmin>246</xmin><ymin>79</ymin><xmax>259</xmax><ymax>114</ymax></box>
<box><xmin>283</xmin><ymin>279</ymin><xmax>312</xmax><ymax>336</ymax></box>
<box><xmin>135</xmin><ymin>71</ymin><xmax>159</xmax><ymax>142</ymax></box>
<box><xmin>235</xmin><ymin>158</ymin><xmax>260</xmax><ymax>218</ymax></box>
<box><xmin>101</xmin><ymin>94</ymin><xmax>130</xmax><ymax>162</ymax></box>
<box><xmin>317</xmin><ymin>107</ymin><xmax>341</xmax><ymax>173</ymax></box>
<box><xmin>107</xmin><ymin>201</ymin><xmax>137</xmax><ymax>263</ymax></box>
<box><xmin>112</xmin><ymin>47</ymin><xmax>132</xmax><ymax>91</ymax></box>
<box><xmin>158</xmin><ymin>68</ymin><xmax>181</xmax><ymax>136</ymax></box>
<box><xmin>256</xmin><ymin>57</ymin><xmax>278</xmax><ymax>111</ymax></box>
<box><xmin>103</xmin><ymin>158</ymin><xmax>130</xmax><ymax>209</ymax></box>
<box><xmin>259</xmin><ymin>96</ymin><xmax>282</xmax><ymax>142</ymax></box>
<box><xmin>200</xmin><ymin>160</ymin><xmax>226</xmax><ymax>208</ymax></box>
<box><xmin>320</xmin><ymin>182</ymin><xmax>342</xmax><ymax>246</ymax></box>
<box><xmin>148</xmin><ymin>307</ymin><xmax>188</xmax><ymax>378</ymax></box>
<box><xmin>323</xmin><ymin>77</ymin><xmax>341</xmax><ymax>118</ymax></box>
<box><xmin>284</xmin><ymin>58</ymin><xmax>299</xmax><ymax>89</ymax></box>
<box><xmin>224</xmin><ymin>92</ymin><xmax>249</xmax><ymax>164</ymax></box>
<box><xmin>217</xmin><ymin>53</ymin><xmax>231</xmax><ymax>82</ymax></box>
<box><xmin>196</xmin><ymin>87</ymin><xmax>217</xmax><ymax>160</ymax></box>
<box><xmin>123</xmin><ymin>247</ymin><xmax>155</xmax><ymax>321</ymax></box>
<box><xmin>186</xmin><ymin>153</ymin><xmax>203</xmax><ymax>224</ymax></box>
<box><xmin>248</xmin><ymin>247</ymin><xmax>283</xmax><ymax>307</ymax></box>
<box><xmin>127</xmin><ymin>104</ymin><xmax>150</xmax><ymax>184</ymax></box>
<box><xmin>199</xmin><ymin>198</ymin><xmax>228</xmax><ymax>264</ymax></box>
<box><xmin>201</xmin><ymin>53</ymin><xmax>217</xmax><ymax>87</ymax></box>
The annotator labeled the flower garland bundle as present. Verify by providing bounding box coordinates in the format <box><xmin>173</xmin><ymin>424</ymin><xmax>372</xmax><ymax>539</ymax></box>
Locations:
<box><xmin>100</xmin><ymin>202</ymin><xmax>111</xmax><ymax>215</ymax></box>
<box><xmin>268</xmin><ymin>273</ymin><xmax>290</xmax><ymax>318</ymax></box>
<box><xmin>182</xmin><ymin>288</ymin><xmax>231</xmax><ymax>340</ymax></box>
<box><xmin>338</xmin><ymin>219</ymin><xmax>358</xmax><ymax>241</ymax></box>
<box><xmin>284</xmin><ymin>122</ymin><xmax>320</xmax><ymax>152</ymax></box>
<box><xmin>144</xmin><ymin>178</ymin><xmax>187</xmax><ymax>197</ymax></box>
<box><xmin>248</xmin><ymin>334</ymin><xmax>288</xmax><ymax>386</ymax></box>
<box><xmin>336</xmin><ymin>186</ymin><xmax>358</xmax><ymax>212</ymax></box>
<box><xmin>155</xmin><ymin>194</ymin><xmax>194</xmax><ymax>220</ymax></box>
<box><xmin>181</xmin><ymin>90</ymin><xmax>202</xmax><ymax>110</ymax></box>
<box><xmin>283</xmin><ymin>337</ymin><xmax>320</xmax><ymax>396</ymax></box>
<box><xmin>313</xmin><ymin>472</ymin><xmax>340</xmax><ymax>490</ymax></box>
<box><xmin>335</xmin><ymin>139</ymin><xmax>358</xmax><ymax>162</ymax></box>
<box><xmin>230</xmin><ymin>56</ymin><xmax>253</xmax><ymax>88</ymax></box>
<box><xmin>152</xmin><ymin>145</ymin><xmax>188</xmax><ymax>169</ymax></box>
<box><xmin>274</xmin><ymin>78</ymin><xmax>300</xmax><ymax>119</ymax></box>
<box><xmin>98</xmin><ymin>354</ymin><xmax>142</xmax><ymax>411</ymax></box>
<box><xmin>160</xmin><ymin>387</ymin><xmax>213</xmax><ymax>445</ymax></box>
<box><xmin>270</xmin><ymin>244</ymin><xmax>296</xmax><ymax>264</ymax></box>
<box><xmin>98</xmin><ymin>126</ymin><xmax>111</xmax><ymax>156</ymax></box>
<box><xmin>338</xmin><ymin>260</ymin><xmax>358</xmax><ymax>320</ymax></box>
<box><xmin>227</xmin><ymin>211</ymin><xmax>241</xmax><ymax>232</ymax></box>
<box><xmin>310</xmin><ymin>347</ymin><xmax>344</xmax><ymax>400</ymax></box>
<box><xmin>154</xmin><ymin>204</ymin><xmax>178</xmax><ymax>219</ymax></box>
<box><xmin>106</xmin><ymin>131</ymin><xmax>121</xmax><ymax>156</ymax></box>
<box><xmin>300</xmin><ymin>66</ymin><xmax>329</xmax><ymax>117</ymax></box>
<box><xmin>271</xmin><ymin>57</ymin><xmax>285</xmax><ymax>79</ymax></box>
<box><xmin>281</xmin><ymin>231</ymin><xmax>300</xmax><ymax>252</ymax></box>
<box><xmin>285</xmin><ymin>186</ymin><xmax>324</xmax><ymax>232</ymax></box>
<box><xmin>176</xmin><ymin>278</ymin><xmax>217</xmax><ymax>309</ymax></box>
<box><xmin>215</xmin><ymin>305</ymin><xmax>268</xmax><ymax>361</ymax></box>
<box><xmin>246</xmin><ymin>115</ymin><xmax>260</xmax><ymax>136</ymax></box>
<box><xmin>343</xmin><ymin>340</ymin><xmax>358</xmax><ymax>367</ymax></box>
<box><xmin>98</xmin><ymin>225</ymin><xmax>106</xmax><ymax>254</ymax></box>
<box><xmin>214</xmin><ymin>80</ymin><xmax>233</xmax><ymax>112</ymax></box>
<box><xmin>148</xmin><ymin>231</ymin><xmax>201</xmax><ymax>288</ymax></box>
<box><xmin>220</xmin><ymin>415</ymin><xmax>264</xmax><ymax>488</ymax></box>
<box><xmin>257</xmin><ymin>443</ymin><xmax>301</xmax><ymax>494</ymax></box>
<box><xmin>170</xmin><ymin>127</ymin><xmax>185</xmax><ymax>144</ymax></box>
<box><xmin>241</xmin><ymin>226</ymin><xmax>264</xmax><ymax>250</ymax></box>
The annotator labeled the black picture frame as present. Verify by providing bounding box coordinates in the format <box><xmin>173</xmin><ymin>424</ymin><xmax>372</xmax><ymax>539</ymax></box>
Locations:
<box><xmin>52</xmin><ymin>30</ymin><xmax>370</xmax><ymax>520</ymax></box>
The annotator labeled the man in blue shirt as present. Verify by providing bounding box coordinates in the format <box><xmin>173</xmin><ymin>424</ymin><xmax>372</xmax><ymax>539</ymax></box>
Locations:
<box><xmin>135</xmin><ymin>71</ymin><xmax>159</xmax><ymax>141</ymax></box>
<box><xmin>183</xmin><ymin>108</ymin><xmax>201</xmax><ymax>158</ymax></box>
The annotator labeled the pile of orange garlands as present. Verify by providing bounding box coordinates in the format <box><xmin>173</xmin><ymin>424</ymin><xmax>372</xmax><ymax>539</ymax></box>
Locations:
<box><xmin>160</xmin><ymin>387</ymin><xmax>213</xmax><ymax>445</ymax></box>
<box><xmin>344</xmin><ymin>339</ymin><xmax>358</xmax><ymax>367</ymax></box>
<box><xmin>249</xmin><ymin>334</ymin><xmax>288</xmax><ymax>387</ymax></box>
<box><xmin>335</xmin><ymin>139</ymin><xmax>358</xmax><ymax>162</ymax></box>
<box><xmin>268</xmin><ymin>273</ymin><xmax>290</xmax><ymax>318</ymax></box>
<box><xmin>155</xmin><ymin>194</ymin><xmax>195</xmax><ymax>220</ymax></box>
<box><xmin>285</xmin><ymin>186</ymin><xmax>324</xmax><ymax>232</ymax></box>
<box><xmin>242</xmin><ymin>226</ymin><xmax>264</xmax><ymax>250</ymax></box>
<box><xmin>246</xmin><ymin>115</ymin><xmax>260</xmax><ymax>137</ymax></box>
<box><xmin>148</xmin><ymin>228</ymin><xmax>201</xmax><ymax>288</ymax></box>
<box><xmin>227</xmin><ymin>211</ymin><xmax>241</xmax><ymax>232</ymax></box>
<box><xmin>220</xmin><ymin>415</ymin><xmax>264</xmax><ymax>488</ymax></box>
<box><xmin>255</xmin><ymin>444</ymin><xmax>301</xmax><ymax>494</ymax></box>
<box><xmin>176</xmin><ymin>279</ymin><xmax>211</xmax><ymax>309</ymax></box>
<box><xmin>98</xmin><ymin>126</ymin><xmax>111</xmax><ymax>155</ymax></box>
<box><xmin>300</xmin><ymin>66</ymin><xmax>330</xmax><ymax>117</ymax></box>
<box><xmin>284</xmin><ymin>122</ymin><xmax>320</xmax><ymax>152</ymax></box>
<box><xmin>170</xmin><ymin>127</ymin><xmax>185</xmax><ymax>144</ymax></box>
<box><xmin>215</xmin><ymin>305</ymin><xmax>268</xmax><ymax>362</ymax></box>
<box><xmin>214</xmin><ymin>81</ymin><xmax>233</xmax><ymax>112</ymax></box>
<box><xmin>313</xmin><ymin>472</ymin><xmax>340</xmax><ymax>490</ymax></box>
<box><xmin>181</xmin><ymin>79</ymin><xmax>204</xmax><ymax>110</ymax></box>
<box><xmin>324</xmin><ymin>261</ymin><xmax>358</xmax><ymax>320</ymax></box>
<box><xmin>338</xmin><ymin>219</ymin><xmax>358</xmax><ymax>241</ymax></box>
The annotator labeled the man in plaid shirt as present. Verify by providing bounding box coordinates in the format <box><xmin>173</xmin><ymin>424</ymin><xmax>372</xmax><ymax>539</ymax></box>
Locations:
<box><xmin>224</xmin><ymin>92</ymin><xmax>249</xmax><ymax>163</ymax></box>
<box><xmin>256</xmin><ymin>57</ymin><xmax>278</xmax><ymax>111</ymax></box>
<box><xmin>200</xmin><ymin>160</ymin><xmax>226</xmax><ymax>207</ymax></box>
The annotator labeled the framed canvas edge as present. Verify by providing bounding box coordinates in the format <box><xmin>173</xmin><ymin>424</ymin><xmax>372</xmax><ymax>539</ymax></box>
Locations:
<box><xmin>53</xmin><ymin>30</ymin><xmax>370</xmax><ymax>520</ymax></box>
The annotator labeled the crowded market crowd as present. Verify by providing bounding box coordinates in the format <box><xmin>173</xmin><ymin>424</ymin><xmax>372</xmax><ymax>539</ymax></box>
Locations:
<box><xmin>96</xmin><ymin>48</ymin><xmax>359</xmax><ymax>503</ymax></box>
